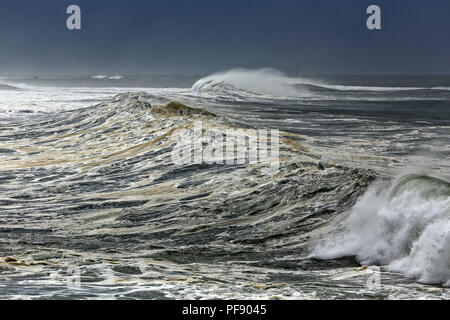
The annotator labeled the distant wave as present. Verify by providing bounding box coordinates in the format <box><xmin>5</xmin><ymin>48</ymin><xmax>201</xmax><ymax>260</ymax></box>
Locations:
<box><xmin>431</xmin><ymin>87</ymin><xmax>450</xmax><ymax>91</ymax></box>
<box><xmin>311</xmin><ymin>84</ymin><xmax>424</xmax><ymax>92</ymax></box>
<box><xmin>192</xmin><ymin>68</ymin><xmax>314</xmax><ymax>98</ymax></box>
<box><xmin>91</xmin><ymin>75</ymin><xmax>123</xmax><ymax>80</ymax></box>
<box><xmin>91</xmin><ymin>74</ymin><xmax>108</xmax><ymax>79</ymax></box>
<box><xmin>310</xmin><ymin>84</ymin><xmax>450</xmax><ymax>92</ymax></box>
<box><xmin>0</xmin><ymin>83</ymin><xmax>21</xmax><ymax>91</ymax></box>
<box><xmin>313</xmin><ymin>174</ymin><xmax>450</xmax><ymax>286</ymax></box>
<box><xmin>192</xmin><ymin>68</ymin><xmax>449</xmax><ymax>99</ymax></box>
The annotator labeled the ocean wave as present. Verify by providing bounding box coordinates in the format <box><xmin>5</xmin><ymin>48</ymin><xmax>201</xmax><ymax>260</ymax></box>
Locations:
<box><xmin>313</xmin><ymin>174</ymin><xmax>450</xmax><ymax>286</ymax></box>
<box><xmin>192</xmin><ymin>68</ymin><xmax>313</xmax><ymax>98</ymax></box>
<box><xmin>191</xmin><ymin>69</ymin><xmax>449</xmax><ymax>101</ymax></box>
<box><xmin>0</xmin><ymin>83</ymin><xmax>21</xmax><ymax>91</ymax></box>
<box><xmin>91</xmin><ymin>75</ymin><xmax>123</xmax><ymax>80</ymax></box>
<box><xmin>91</xmin><ymin>75</ymin><xmax>108</xmax><ymax>79</ymax></box>
<box><xmin>1</xmin><ymin>91</ymin><xmax>448</xmax><ymax>298</ymax></box>
<box><xmin>431</xmin><ymin>87</ymin><xmax>450</xmax><ymax>91</ymax></box>
<box><xmin>311</xmin><ymin>84</ymin><xmax>425</xmax><ymax>92</ymax></box>
<box><xmin>0</xmin><ymin>92</ymin><xmax>385</xmax><ymax>298</ymax></box>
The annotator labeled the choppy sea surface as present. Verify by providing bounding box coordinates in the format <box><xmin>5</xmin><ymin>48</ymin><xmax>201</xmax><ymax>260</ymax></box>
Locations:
<box><xmin>0</xmin><ymin>69</ymin><xmax>449</xmax><ymax>299</ymax></box>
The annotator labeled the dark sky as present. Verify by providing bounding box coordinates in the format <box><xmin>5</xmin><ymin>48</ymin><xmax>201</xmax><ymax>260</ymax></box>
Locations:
<box><xmin>0</xmin><ymin>0</ymin><xmax>449</xmax><ymax>76</ymax></box>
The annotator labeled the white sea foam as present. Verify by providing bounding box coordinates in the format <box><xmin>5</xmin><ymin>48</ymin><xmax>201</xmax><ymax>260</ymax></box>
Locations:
<box><xmin>91</xmin><ymin>74</ymin><xmax>108</xmax><ymax>79</ymax></box>
<box><xmin>317</xmin><ymin>84</ymin><xmax>424</xmax><ymax>91</ymax></box>
<box><xmin>313</xmin><ymin>174</ymin><xmax>450</xmax><ymax>286</ymax></box>
<box><xmin>432</xmin><ymin>87</ymin><xmax>450</xmax><ymax>91</ymax></box>
<box><xmin>91</xmin><ymin>75</ymin><xmax>123</xmax><ymax>80</ymax></box>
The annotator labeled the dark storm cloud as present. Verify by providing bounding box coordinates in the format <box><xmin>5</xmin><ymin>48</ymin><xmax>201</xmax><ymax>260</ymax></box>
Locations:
<box><xmin>0</xmin><ymin>0</ymin><xmax>449</xmax><ymax>75</ymax></box>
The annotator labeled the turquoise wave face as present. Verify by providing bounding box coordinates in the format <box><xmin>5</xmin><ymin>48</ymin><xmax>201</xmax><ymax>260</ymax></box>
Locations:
<box><xmin>315</xmin><ymin>173</ymin><xmax>450</xmax><ymax>286</ymax></box>
<box><xmin>390</xmin><ymin>175</ymin><xmax>450</xmax><ymax>201</ymax></box>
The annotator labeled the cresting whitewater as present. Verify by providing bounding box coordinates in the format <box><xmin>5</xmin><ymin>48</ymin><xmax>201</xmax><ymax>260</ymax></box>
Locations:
<box><xmin>0</xmin><ymin>69</ymin><xmax>449</xmax><ymax>299</ymax></box>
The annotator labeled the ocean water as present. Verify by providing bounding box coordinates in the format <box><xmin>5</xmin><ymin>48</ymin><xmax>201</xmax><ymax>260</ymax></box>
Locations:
<box><xmin>0</xmin><ymin>69</ymin><xmax>449</xmax><ymax>299</ymax></box>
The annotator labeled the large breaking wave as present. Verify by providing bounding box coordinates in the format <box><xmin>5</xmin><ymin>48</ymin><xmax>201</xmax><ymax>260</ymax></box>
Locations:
<box><xmin>192</xmin><ymin>68</ymin><xmax>315</xmax><ymax>98</ymax></box>
<box><xmin>313</xmin><ymin>174</ymin><xmax>450</xmax><ymax>286</ymax></box>
<box><xmin>191</xmin><ymin>68</ymin><xmax>450</xmax><ymax>104</ymax></box>
<box><xmin>191</xmin><ymin>68</ymin><xmax>450</xmax><ymax>99</ymax></box>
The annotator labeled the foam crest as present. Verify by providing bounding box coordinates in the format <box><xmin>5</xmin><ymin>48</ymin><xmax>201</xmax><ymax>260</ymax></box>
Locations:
<box><xmin>192</xmin><ymin>68</ymin><xmax>312</xmax><ymax>97</ymax></box>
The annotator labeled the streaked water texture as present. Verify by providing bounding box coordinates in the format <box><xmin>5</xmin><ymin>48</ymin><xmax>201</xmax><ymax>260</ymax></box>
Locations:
<box><xmin>0</xmin><ymin>70</ymin><xmax>449</xmax><ymax>299</ymax></box>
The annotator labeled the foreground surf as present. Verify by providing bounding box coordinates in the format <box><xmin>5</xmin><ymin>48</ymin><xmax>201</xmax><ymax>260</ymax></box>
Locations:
<box><xmin>314</xmin><ymin>174</ymin><xmax>450</xmax><ymax>286</ymax></box>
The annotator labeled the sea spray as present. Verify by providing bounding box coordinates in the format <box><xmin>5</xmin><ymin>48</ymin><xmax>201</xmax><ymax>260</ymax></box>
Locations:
<box><xmin>192</xmin><ymin>68</ymin><xmax>312</xmax><ymax>97</ymax></box>
<box><xmin>313</xmin><ymin>174</ymin><xmax>450</xmax><ymax>286</ymax></box>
